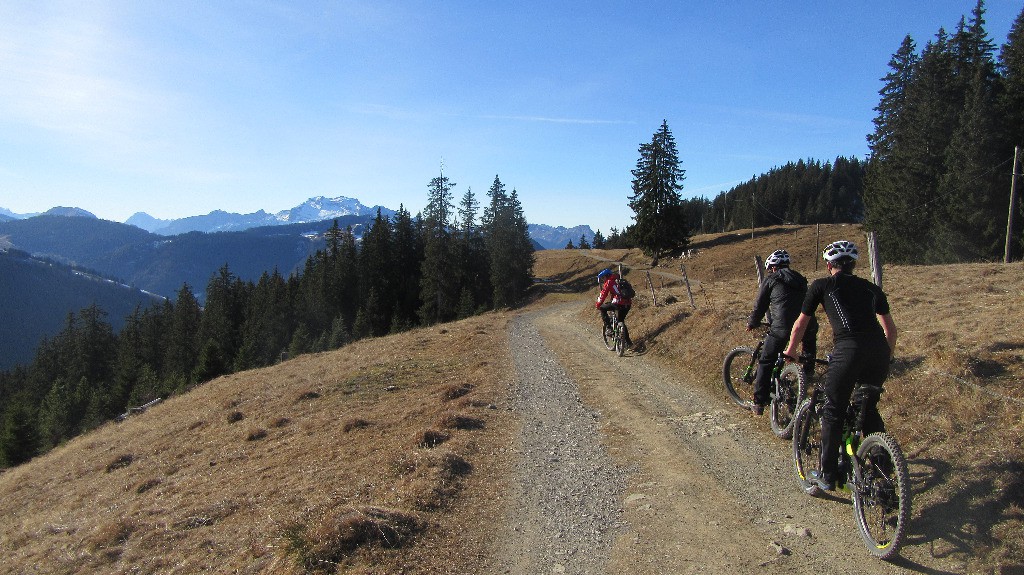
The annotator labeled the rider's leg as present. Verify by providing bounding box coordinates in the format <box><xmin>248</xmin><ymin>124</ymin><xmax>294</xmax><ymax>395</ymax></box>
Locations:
<box><xmin>599</xmin><ymin>302</ymin><xmax>615</xmax><ymax>333</ymax></box>
<box><xmin>618</xmin><ymin>305</ymin><xmax>633</xmax><ymax>347</ymax></box>
<box><xmin>753</xmin><ymin>333</ymin><xmax>786</xmax><ymax>409</ymax></box>
<box><xmin>819</xmin><ymin>342</ymin><xmax>859</xmax><ymax>487</ymax></box>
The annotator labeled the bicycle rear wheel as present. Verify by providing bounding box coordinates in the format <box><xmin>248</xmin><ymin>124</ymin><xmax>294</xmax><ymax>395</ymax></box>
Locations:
<box><xmin>770</xmin><ymin>363</ymin><xmax>806</xmax><ymax>439</ymax></box>
<box><xmin>722</xmin><ymin>347</ymin><xmax>756</xmax><ymax>408</ymax></box>
<box><xmin>853</xmin><ymin>432</ymin><xmax>911</xmax><ymax>560</ymax></box>
<box><xmin>792</xmin><ymin>398</ymin><xmax>823</xmax><ymax>495</ymax></box>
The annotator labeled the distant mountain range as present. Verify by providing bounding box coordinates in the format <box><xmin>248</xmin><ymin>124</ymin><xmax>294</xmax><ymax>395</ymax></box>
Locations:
<box><xmin>2</xmin><ymin>196</ymin><xmax>594</xmax><ymax>249</ymax></box>
<box><xmin>0</xmin><ymin>196</ymin><xmax>597</xmax><ymax>370</ymax></box>
<box><xmin>125</xmin><ymin>196</ymin><xmax>396</xmax><ymax>235</ymax></box>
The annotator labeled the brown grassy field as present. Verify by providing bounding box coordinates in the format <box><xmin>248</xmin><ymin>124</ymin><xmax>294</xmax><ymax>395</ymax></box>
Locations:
<box><xmin>1</xmin><ymin>223</ymin><xmax>1022</xmax><ymax>573</ymax></box>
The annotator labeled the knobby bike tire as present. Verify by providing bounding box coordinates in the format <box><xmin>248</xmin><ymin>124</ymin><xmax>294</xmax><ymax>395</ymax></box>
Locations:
<box><xmin>853</xmin><ymin>432</ymin><xmax>912</xmax><ymax>560</ymax></box>
<box><xmin>770</xmin><ymin>363</ymin><xmax>806</xmax><ymax>440</ymax></box>
<box><xmin>792</xmin><ymin>398</ymin><xmax>824</xmax><ymax>495</ymax></box>
<box><xmin>615</xmin><ymin>323</ymin><xmax>626</xmax><ymax>357</ymax></box>
<box><xmin>602</xmin><ymin>324</ymin><xmax>616</xmax><ymax>351</ymax></box>
<box><xmin>722</xmin><ymin>346</ymin><xmax>756</xmax><ymax>408</ymax></box>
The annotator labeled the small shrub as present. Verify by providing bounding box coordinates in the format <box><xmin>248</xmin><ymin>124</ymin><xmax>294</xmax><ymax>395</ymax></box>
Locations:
<box><xmin>269</xmin><ymin>417</ymin><xmax>290</xmax><ymax>428</ymax></box>
<box><xmin>438</xmin><ymin>412</ymin><xmax>484</xmax><ymax>430</ymax></box>
<box><xmin>392</xmin><ymin>451</ymin><xmax>473</xmax><ymax>510</ymax></box>
<box><xmin>297</xmin><ymin>391</ymin><xmax>321</xmax><ymax>401</ymax></box>
<box><xmin>135</xmin><ymin>478</ymin><xmax>161</xmax><ymax>494</ymax></box>
<box><xmin>417</xmin><ymin>429</ymin><xmax>450</xmax><ymax>448</ymax></box>
<box><xmin>86</xmin><ymin>519</ymin><xmax>135</xmax><ymax>551</ymax></box>
<box><xmin>440</xmin><ymin>383</ymin><xmax>474</xmax><ymax>402</ymax></box>
<box><xmin>342</xmin><ymin>418</ymin><xmax>371</xmax><ymax>432</ymax></box>
<box><xmin>105</xmin><ymin>454</ymin><xmax>134</xmax><ymax>473</ymax></box>
<box><xmin>247</xmin><ymin>429</ymin><xmax>267</xmax><ymax>441</ymax></box>
<box><xmin>283</xmin><ymin>507</ymin><xmax>423</xmax><ymax>572</ymax></box>
<box><xmin>227</xmin><ymin>411</ymin><xmax>244</xmax><ymax>424</ymax></box>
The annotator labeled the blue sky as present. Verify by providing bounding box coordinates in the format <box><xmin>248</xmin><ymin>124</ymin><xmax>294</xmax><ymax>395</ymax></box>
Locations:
<box><xmin>1</xmin><ymin>1</ymin><xmax>1021</xmax><ymax>234</ymax></box>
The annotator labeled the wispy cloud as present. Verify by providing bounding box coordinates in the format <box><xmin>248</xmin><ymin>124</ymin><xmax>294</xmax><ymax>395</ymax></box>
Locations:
<box><xmin>0</xmin><ymin>4</ymin><xmax>174</xmax><ymax>154</ymax></box>
<box><xmin>478</xmin><ymin>114</ymin><xmax>634</xmax><ymax>125</ymax></box>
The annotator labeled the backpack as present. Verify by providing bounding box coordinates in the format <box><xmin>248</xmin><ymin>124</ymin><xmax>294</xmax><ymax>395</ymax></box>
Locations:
<box><xmin>616</xmin><ymin>277</ymin><xmax>636</xmax><ymax>299</ymax></box>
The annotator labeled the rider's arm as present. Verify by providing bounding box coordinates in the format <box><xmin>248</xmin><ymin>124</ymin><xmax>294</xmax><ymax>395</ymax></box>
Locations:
<box><xmin>596</xmin><ymin>279</ymin><xmax>612</xmax><ymax>308</ymax></box>
<box><xmin>878</xmin><ymin>313</ymin><xmax>897</xmax><ymax>353</ymax></box>
<box><xmin>747</xmin><ymin>280</ymin><xmax>771</xmax><ymax>330</ymax></box>
<box><xmin>783</xmin><ymin>312</ymin><xmax>813</xmax><ymax>360</ymax></box>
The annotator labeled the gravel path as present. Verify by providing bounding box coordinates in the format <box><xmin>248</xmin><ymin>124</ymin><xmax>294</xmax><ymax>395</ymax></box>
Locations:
<box><xmin>481</xmin><ymin>301</ymin><xmax>937</xmax><ymax>575</ymax></box>
<box><xmin>485</xmin><ymin>312</ymin><xmax>627</xmax><ymax>575</ymax></box>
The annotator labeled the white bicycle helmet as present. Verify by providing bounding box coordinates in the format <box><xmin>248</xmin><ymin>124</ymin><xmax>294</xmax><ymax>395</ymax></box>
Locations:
<box><xmin>764</xmin><ymin>249</ymin><xmax>790</xmax><ymax>268</ymax></box>
<box><xmin>822</xmin><ymin>240</ymin><xmax>859</xmax><ymax>262</ymax></box>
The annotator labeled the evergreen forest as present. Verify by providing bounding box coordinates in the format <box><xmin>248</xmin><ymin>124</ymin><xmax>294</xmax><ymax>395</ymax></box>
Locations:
<box><xmin>0</xmin><ymin>175</ymin><xmax>533</xmax><ymax>468</ymax></box>
<box><xmin>863</xmin><ymin>1</ymin><xmax>1024</xmax><ymax>263</ymax></box>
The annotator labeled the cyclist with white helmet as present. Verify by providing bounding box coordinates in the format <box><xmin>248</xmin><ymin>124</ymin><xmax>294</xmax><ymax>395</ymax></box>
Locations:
<box><xmin>784</xmin><ymin>240</ymin><xmax>897</xmax><ymax>491</ymax></box>
<box><xmin>746</xmin><ymin>249</ymin><xmax>817</xmax><ymax>415</ymax></box>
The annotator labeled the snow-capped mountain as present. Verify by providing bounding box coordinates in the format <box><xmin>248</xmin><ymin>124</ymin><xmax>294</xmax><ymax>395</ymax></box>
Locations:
<box><xmin>527</xmin><ymin>224</ymin><xmax>596</xmax><ymax>250</ymax></box>
<box><xmin>127</xmin><ymin>196</ymin><xmax>395</xmax><ymax>235</ymax></box>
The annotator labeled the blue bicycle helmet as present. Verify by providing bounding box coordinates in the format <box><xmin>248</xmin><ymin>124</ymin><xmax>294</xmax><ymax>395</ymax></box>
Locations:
<box><xmin>597</xmin><ymin>268</ymin><xmax>613</xmax><ymax>282</ymax></box>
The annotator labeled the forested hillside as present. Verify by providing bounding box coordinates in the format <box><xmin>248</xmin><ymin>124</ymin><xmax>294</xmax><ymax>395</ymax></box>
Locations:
<box><xmin>0</xmin><ymin>175</ymin><xmax>533</xmax><ymax>469</ymax></box>
<box><xmin>679</xmin><ymin>156</ymin><xmax>866</xmax><ymax>235</ymax></box>
<box><xmin>0</xmin><ymin>250</ymin><xmax>165</xmax><ymax>370</ymax></box>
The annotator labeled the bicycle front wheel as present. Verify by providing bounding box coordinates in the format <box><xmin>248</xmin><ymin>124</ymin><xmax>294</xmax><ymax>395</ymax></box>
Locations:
<box><xmin>722</xmin><ymin>346</ymin><xmax>756</xmax><ymax>408</ymax></box>
<box><xmin>615</xmin><ymin>324</ymin><xmax>625</xmax><ymax>357</ymax></box>
<box><xmin>770</xmin><ymin>363</ymin><xmax>806</xmax><ymax>440</ymax></box>
<box><xmin>602</xmin><ymin>324</ymin><xmax>615</xmax><ymax>351</ymax></box>
<box><xmin>792</xmin><ymin>398</ymin><xmax>823</xmax><ymax>495</ymax></box>
<box><xmin>853</xmin><ymin>432</ymin><xmax>911</xmax><ymax>560</ymax></box>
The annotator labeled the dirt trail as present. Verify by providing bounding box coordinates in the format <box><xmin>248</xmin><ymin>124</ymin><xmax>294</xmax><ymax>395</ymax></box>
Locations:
<box><xmin>492</xmin><ymin>300</ymin><xmax>958</xmax><ymax>575</ymax></box>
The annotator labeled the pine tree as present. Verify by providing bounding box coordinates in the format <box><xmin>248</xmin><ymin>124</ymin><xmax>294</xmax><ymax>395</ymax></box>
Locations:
<box><xmin>163</xmin><ymin>284</ymin><xmax>202</xmax><ymax>387</ymax></box>
<box><xmin>419</xmin><ymin>173</ymin><xmax>458</xmax><ymax>324</ymax></box>
<box><xmin>0</xmin><ymin>396</ymin><xmax>40</xmax><ymax>467</ymax></box>
<box><xmin>936</xmin><ymin>0</ymin><xmax>1004</xmax><ymax>260</ymax></box>
<box><xmin>592</xmin><ymin>230</ymin><xmax>606</xmax><ymax>249</ymax></box>
<box><xmin>628</xmin><ymin>120</ymin><xmax>690</xmax><ymax>262</ymax></box>
<box><xmin>391</xmin><ymin>205</ymin><xmax>423</xmax><ymax>330</ymax></box>
<box><xmin>578</xmin><ymin>234</ymin><xmax>590</xmax><ymax>249</ymax></box>
<box><xmin>483</xmin><ymin>176</ymin><xmax>534</xmax><ymax>308</ymax></box>
<box><xmin>999</xmin><ymin>6</ymin><xmax>1024</xmax><ymax>259</ymax></box>
<box><xmin>359</xmin><ymin>210</ymin><xmax>393</xmax><ymax>335</ymax></box>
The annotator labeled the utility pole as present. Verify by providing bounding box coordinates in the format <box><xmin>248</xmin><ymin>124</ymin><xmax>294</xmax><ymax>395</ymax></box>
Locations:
<box><xmin>751</xmin><ymin>192</ymin><xmax>755</xmax><ymax>239</ymax></box>
<box><xmin>1006</xmin><ymin>146</ymin><xmax>1020</xmax><ymax>263</ymax></box>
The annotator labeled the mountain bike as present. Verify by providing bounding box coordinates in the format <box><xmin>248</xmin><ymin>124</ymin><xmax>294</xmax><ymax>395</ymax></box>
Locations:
<box><xmin>601</xmin><ymin>311</ymin><xmax>627</xmax><ymax>357</ymax></box>
<box><xmin>722</xmin><ymin>327</ymin><xmax>807</xmax><ymax>438</ymax></box>
<box><xmin>791</xmin><ymin>358</ymin><xmax>911</xmax><ymax>559</ymax></box>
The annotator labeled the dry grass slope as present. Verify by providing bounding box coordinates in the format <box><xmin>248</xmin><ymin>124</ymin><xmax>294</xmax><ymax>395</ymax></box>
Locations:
<box><xmin>2</xmin><ymin>223</ymin><xmax>1022</xmax><ymax>573</ymax></box>
<box><xmin>0</xmin><ymin>313</ymin><xmax>516</xmax><ymax>574</ymax></box>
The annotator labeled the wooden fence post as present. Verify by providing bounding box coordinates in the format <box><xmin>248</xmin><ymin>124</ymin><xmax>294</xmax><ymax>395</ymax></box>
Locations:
<box><xmin>680</xmin><ymin>265</ymin><xmax>697</xmax><ymax>309</ymax></box>
<box><xmin>645</xmin><ymin>270</ymin><xmax>658</xmax><ymax>307</ymax></box>
<box><xmin>865</xmin><ymin>231</ymin><xmax>883</xmax><ymax>288</ymax></box>
<box><xmin>1006</xmin><ymin>145</ymin><xmax>1020</xmax><ymax>263</ymax></box>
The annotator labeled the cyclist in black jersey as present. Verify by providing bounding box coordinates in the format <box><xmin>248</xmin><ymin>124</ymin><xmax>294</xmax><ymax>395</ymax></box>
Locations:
<box><xmin>746</xmin><ymin>249</ymin><xmax>818</xmax><ymax>416</ymax></box>
<box><xmin>783</xmin><ymin>240</ymin><xmax>897</xmax><ymax>491</ymax></box>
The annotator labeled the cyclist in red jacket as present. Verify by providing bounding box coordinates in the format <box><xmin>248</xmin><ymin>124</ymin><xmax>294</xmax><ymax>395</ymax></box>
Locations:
<box><xmin>596</xmin><ymin>268</ymin><xmax>633</xmax><ymax>348</ymax></box>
